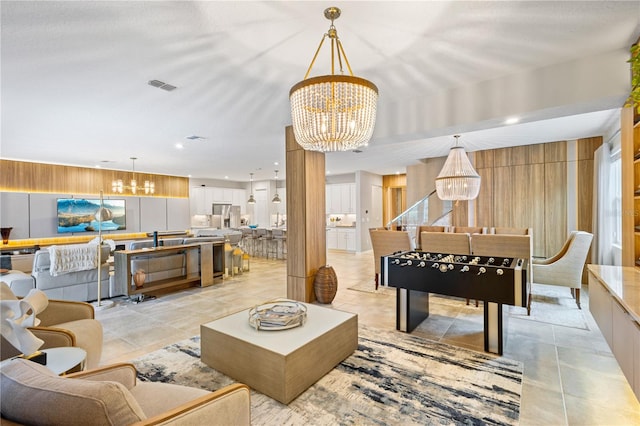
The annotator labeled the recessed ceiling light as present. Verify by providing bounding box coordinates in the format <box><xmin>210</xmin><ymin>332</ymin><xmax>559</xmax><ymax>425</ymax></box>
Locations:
<box><xmin>274</xmin><ymin>162</ymin><xmax>279</xmax><ymax>166</ymax></box>
<box><xmin>95</xmin><ymin>165</ymin><xmax>101</xmax><ymax>168</ymax></box>
<box><xmin>175</xmin><ymin>143</ymin><xmax>184</xmax><ymax>149</ymax></box>
<box><xmin>326</xmin><ymin>170</ymin><xmax>331</xmax><ymax>175</ymax></box>
<box><xmin>505</xmin><ymin>117</ymin><xmax>519</xmax><ymax>125</ymax></box>
<box><xmin>224</xmin><ymin>176</ymin><xmax>229</xmax><ymax>179</ymax></box>
<box><xmin>395</xmin><ymin>171</ymin><xmax>400</xmax><ymax>175</ymax></box>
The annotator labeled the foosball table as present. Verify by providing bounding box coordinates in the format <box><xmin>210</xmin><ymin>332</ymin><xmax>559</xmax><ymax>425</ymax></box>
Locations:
<box><xmin>380</xmin><ymin>251</ymin><xmax>528</xmax><ymax>354</ymax></box>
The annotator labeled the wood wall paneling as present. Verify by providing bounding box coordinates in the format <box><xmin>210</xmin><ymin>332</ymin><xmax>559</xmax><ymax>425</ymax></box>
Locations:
<box><xmin>492</xmin><ymin>167</ymin><xmax>514</xmax><ymax>226</ymax></box>
<box><xmin>577</xmin><ymin>137</ymin><xmax>603</xmax><ymax>161</ymax></box>
<box><xmin>544</xmin><ymin>162</ymin><xmax>568</xmax><ymax>257</ymax></box>
<box><xmin>476</xmin><ymin>168</ymin><xmax>493</xmax><ymax>226</ymax></box>
<box><xmin>474</xmin><ymin>149</ymin><xmax>494</xmax><ymax>170</ymax></box>
<box><xmin>382</xmin><ymin>174</ymin><xmax>407</xmax><ymax>227</ymax></box>
<box><xmin>544</xmin><ymin>141</ymin><xmax>567</xmax><ymax>163</ymax></box>
<box><xmin>516</xmin><ymin>164</ymin><xmax>545</xmax><ymax>257</ymax></box>
<box><xmin>0</xmin><ymin>160</ymin><xmax>189</xmax><ymax>198</ymax></box>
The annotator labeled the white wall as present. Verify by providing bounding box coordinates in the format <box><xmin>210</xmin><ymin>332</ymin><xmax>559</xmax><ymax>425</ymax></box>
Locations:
<box><xmin>356</xmin><ymin>171</ymin><xmax>383</xmax><ymax>252</ymax></box>
<box><xmin>0</xmin><ymin>192</ymin><xmax>190</xmax><ymax>239</ymax></box>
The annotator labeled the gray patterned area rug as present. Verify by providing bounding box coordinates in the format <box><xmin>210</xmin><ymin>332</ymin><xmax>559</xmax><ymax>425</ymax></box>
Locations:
<box><xmin>132</xmin><ymin>325</ymin><xmax>522</xmax><ymax>425</ymax></box>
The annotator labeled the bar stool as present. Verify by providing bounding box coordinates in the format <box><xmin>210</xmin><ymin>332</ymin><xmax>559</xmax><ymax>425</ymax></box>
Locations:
<box><xmin>253</xmin><ymin>228</ymin><xmax>268</xmax><ymax>257</ymax></box>
<box><xmin>269</xmin><ymin>228</ymin><xmax>286</xmax><ymax>259</ymax></box>
<box><xmin>240</xmin><ymin>228</ymin><xmax>255</xmax><ymax>255</ymax></box>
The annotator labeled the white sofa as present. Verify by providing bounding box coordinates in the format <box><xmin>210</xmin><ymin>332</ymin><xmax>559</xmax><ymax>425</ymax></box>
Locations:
<box><xmin>29</xmin><ymin>245</ymin><xmax>112</xmax><ymax>302</ymax></box>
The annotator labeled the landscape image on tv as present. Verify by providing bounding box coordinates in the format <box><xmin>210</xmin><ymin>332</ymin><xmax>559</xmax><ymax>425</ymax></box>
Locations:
<box><xmin>57</xmin><ymin>198</ymin><xmax>126</xmax><ymax>233</ymax></box>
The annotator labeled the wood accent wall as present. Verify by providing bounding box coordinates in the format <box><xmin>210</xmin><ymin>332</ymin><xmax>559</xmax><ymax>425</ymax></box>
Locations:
<box><xmin>0</xmin><ymin>159</ymin><xmax>189</xmax><ymax>198</ymax></box>
<box><xmin>475</xmin><ymin>137</ymin><xmax>601</xmax><ymax>258</ymax></box>
<box><xmin>382</xmin><ymin>174</ymin><xmax>406</xmax><ymax>227</ymax></box>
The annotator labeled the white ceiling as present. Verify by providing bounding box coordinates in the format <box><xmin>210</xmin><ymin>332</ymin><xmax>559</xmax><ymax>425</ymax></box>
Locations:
<box><xmin>1</xmin><ymin>1</ymin><xmax>639</xmax><ymax>182</ymax></box>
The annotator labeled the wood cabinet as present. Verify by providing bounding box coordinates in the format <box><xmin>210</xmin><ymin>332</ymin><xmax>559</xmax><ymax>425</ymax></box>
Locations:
<box><xmin>621</xmin><ymin>107</ymin><xmax>640</xmax><ymax>267</ymax></box>
<box><xmin>114</xmin><ymin>242</ymin><xmax>223</xmax><ymax>298</ymax></box>
<box><xmin>588</xmin><ymin>265</ymin><xmax>640</xmax><ymax>400</ymax></box>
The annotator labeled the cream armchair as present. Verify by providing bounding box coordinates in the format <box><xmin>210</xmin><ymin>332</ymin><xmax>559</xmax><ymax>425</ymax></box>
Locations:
<box><xmin>0</xmin><ymin>282</ymin><xmax>103</xmax><ymax>369</ymax></box>
<box><xmin>0</xmin><ymin>359</ymin><xmax>251</xmax><ymax>426</ymax></box>
<box><xmin>532</xmin><ymin>231</ymin><xmax>593</xmax><ymax>309</ymax></box>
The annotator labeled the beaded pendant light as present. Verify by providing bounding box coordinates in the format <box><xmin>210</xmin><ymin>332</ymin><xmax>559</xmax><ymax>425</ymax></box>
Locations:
<box><xmin>435</xmin><ymin>135</ymin><xmax>481</xmax><ymax>201</ymax></box>
<box><xmin>289</xmin><ymin>7</ymin><xmax>378</xmax><ymax>152</ymax></box>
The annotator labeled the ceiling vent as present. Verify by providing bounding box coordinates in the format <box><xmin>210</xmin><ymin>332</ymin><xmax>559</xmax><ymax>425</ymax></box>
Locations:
<box><xmin>186</xmin><ymin>135</ymin><xmax>206</xmax><ymax>141</ymax></box>
<box><xmin>148</xmin><ymin>80</ymin><xmax>177</xmax><ymax>91</ymax></box>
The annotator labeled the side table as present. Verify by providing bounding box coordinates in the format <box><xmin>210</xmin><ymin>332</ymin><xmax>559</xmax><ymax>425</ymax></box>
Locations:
<box><xmin>40</xmin><ymin>347</ymin><xmax>86</xmax><ymax>375</ymax></box>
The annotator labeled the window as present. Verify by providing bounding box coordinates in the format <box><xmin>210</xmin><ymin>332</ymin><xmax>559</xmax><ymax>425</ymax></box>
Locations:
<box><xmin>610</xmin><ymin>149</ymin><xmax>621</xmax><ymax>246</ymax></box>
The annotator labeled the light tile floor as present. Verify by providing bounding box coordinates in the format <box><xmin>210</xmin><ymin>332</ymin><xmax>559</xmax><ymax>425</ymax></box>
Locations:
<box><xmin>96</xmin><ymin>250</ymin><xmax>640</xmax><ymax>425</ymax></box>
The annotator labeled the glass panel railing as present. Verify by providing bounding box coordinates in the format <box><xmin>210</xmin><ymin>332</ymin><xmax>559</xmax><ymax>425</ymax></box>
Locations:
<box><xmin>386</xmin><ymin>190</ymin><xmax>453</xmax><ymax>246</ymax></box>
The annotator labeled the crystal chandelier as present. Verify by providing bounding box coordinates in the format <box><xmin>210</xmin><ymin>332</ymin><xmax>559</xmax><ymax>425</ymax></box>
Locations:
<box><xmin>289</xmin><ymin>6</ymin><xmax>378</xmax><ymax>152</ymax></box>
<box><xmin>247</xmin><ymin>173</ymin><xmax>256</xmax><ymax>204</ymax></box>
<box><xmin>112</xmin><ymin>157</ymin><xmax>155</xmax><ymax>195</ymax></box>
<box><xmin>435</xmin><ymin>135</ymin><xmax>481</xmax><ymax>201</ymax></box>
<box><xmin>272</xmin><ymin>170</ymin><xmax>281</xmax><ymax>203</ymax></box>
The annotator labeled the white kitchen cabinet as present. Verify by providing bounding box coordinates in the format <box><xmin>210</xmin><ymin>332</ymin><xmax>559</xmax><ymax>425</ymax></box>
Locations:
<box><xmin>327</xmin><ymin>228</ymin><xmax>338</xmax><ymax>249</ymax></box>
<box><xmin>339</xmin><ymin>183</ymin><xmax>355</xmax><ymax>214</ymax></box>
<box><xmin>326</xmin><ymin>183</ymin><xmax>355</xmax><ymax>214</ymax></box>
<box><xmin>328</xmin><ymin>227</ymin><xmax>355</xmax><ymax>251</ymax></box>
<box><xmin>190</xmin><ymin>187</ymin><xmax>207</xmax><ymax>215</ymax></box>
<box><xmin>329</xmin><ymin>185</ymin><xmax>342</xmax><ymax>214</ymax></box>
<box><xmin>231</xmin><ymin>189</ymin><xmax>247</xmax><ymax>213</ymax></box>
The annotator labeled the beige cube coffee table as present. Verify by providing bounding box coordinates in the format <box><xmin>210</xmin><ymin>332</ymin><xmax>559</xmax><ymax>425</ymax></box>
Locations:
<box><xmin>201</xmin><ymin>303</ymin><xmax>357</xmax><ymax>404</ymax></box>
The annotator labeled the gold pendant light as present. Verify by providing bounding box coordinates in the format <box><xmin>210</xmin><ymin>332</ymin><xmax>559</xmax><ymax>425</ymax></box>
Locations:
<box><xmin>112</xmin><ymin>157</ymin><xmax>154</xmax><ymax>195</ymax></box>
<box><xmin>435</xmin><ymin>135</ymin><xmax>481</xmax><ymax>201</ymax></box>
<box><xmin>289</xmin><ymin>7</ymin><xmax>378</xmax><ymax>152</ymax></box>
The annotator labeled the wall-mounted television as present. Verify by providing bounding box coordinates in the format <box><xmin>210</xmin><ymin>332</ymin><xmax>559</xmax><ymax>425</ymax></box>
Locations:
<box><xmin>57</xmin><ymin>198</ymin><xmax>126</xmax><ymax>233</ymax></box>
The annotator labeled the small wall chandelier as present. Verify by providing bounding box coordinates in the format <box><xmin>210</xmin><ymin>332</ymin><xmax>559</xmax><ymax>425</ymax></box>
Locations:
<box><xmin>272</xmin><ymin>170</ymin><xmax>281</xmax><ymax>203</ymax></box>
<box><xmin>435</xmin><ymin>135</ymin><xmax>481</xmax><ymax>201</ymax></box>
<box><xmin>112</xmin><ymin>157</ymin><xmax>154</xmax><ymax>195</ymax></box>
<box><xmin>289</xmin><ymin>6</ymin><xmax>378</xmax><ymax>152</ymax></box>
<box><xmin>247</xmin><ymin>173</ymin><xmax>256</xmax><ymax>204</ymax></box>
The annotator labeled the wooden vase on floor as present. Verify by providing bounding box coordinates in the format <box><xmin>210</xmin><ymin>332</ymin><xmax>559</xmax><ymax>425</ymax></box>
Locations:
<box><xmin>314</xmin><ymin>265</ymin><xmax>338</xmax><ymax>304</ymax></box>
<box><xmin>133</xmin><ymin>270</ymin><xmax>146</xmax><ymax>289</ymax></box>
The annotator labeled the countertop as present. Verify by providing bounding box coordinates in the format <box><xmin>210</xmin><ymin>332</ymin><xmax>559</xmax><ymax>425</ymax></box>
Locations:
<box><xmin>587</xmin><ymin>264</ymin><xmax>640</xmax><ymax>324</ymax></box>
